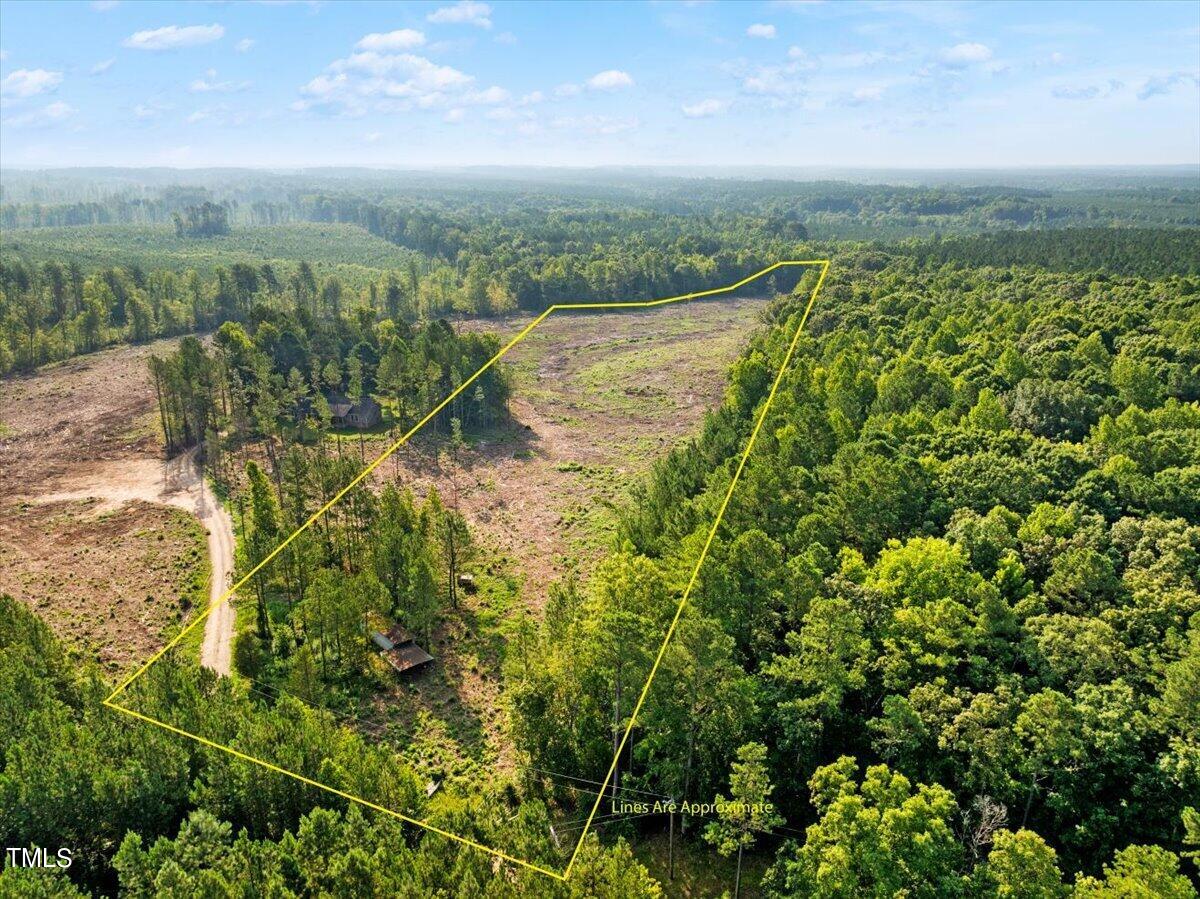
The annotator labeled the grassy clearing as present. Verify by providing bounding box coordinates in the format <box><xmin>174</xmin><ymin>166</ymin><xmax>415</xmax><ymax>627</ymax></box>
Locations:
<box><xmin>1</xmin><ymin>222</ymin><xmax>415</xmax><ymax>285</ymax></box>
<box><xmin>316</xmin><ymin>299</ymin><xmax>768</xmax><ymax>781</ymax></box>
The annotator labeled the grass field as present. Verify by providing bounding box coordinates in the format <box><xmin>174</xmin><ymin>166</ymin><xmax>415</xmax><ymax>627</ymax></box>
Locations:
<box><xmin>1</xmin><ymin>221</ymin><xmax>416</xmax><ymax>282</ymax></box>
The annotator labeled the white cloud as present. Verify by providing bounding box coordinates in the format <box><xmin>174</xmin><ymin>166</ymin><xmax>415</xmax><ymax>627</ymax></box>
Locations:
<box><xmin>190</xmin><ymin>70</ymin><xmax>252</xmax><ymax>93</ymax></box>
<box><xmin>744</xmin><ymin>69</ymin><xmax>802</xmax><ymax>97</ymax></box>
<box><xmin>364</xmin><ymin>130</ymin><xmax>382</xmax><ymax>142</ymax></box>
<box><xmin>518</xmin><ymin>90</ymin><xmax>544</xmax><ymax>105</ymax></box>
<box><xmin>940</xmin><ymin>42</ymin><xmax>992</xmax><ymax>66</ymax></box>
<box><xmin>489</xmin><ymin>107</ymin><xmax>537</xmax><ymax>126</ymax></box>
<box><xmin>235</xmin><ymin>38</ymin><xmax>256</xmax><ymax>53</ymax></box>
<box><xmin>0</xmin><ymin>68</ymin><xmax>63</xmax><ymax>99</ymax></box>
<box><xmin>3</xmin><ymin>100</ymin><xmax>76</xmax><ymax>127</ymax></box>
<box><xmin>494</xmin><ymin>31</ymin><xmax>517</xmax><ymax>45</ymax></box>
<box><xmin>90</xmin><ymin>58</ymin><xmax>115</xmax><ymax>76</ymax></box>
<box><xmin>736</xmin><ymin>55</ymin><xmax>813</xmax><ymax>100</ymax></box>
<box><xmin>747</xmin><ymin>23</ymin><xmax>777</xmax><ymax>39</ymax></box>
<box><xmin>185</xmin><ymin>103</ymin><xmax>253</xmax><ymax>127</ymax></box>
<box><xmin>586</xmin><ymin>69</ymin><xmax>634</xmax><ymax>90</ymax></box>
<box><xmin>681</xmin><ymin>97</ymin><xmax>729</xmax><ymax>117</ymax></box>
<box><xmin>784</xmin><ymin>47</ymin><xmax>819</xmax><ymax>71</ymax></box>
<box><xmin>124</xmin><ymin>24</ymin><xmax>225</xmax><ymax>51</ymax></box>
<box><xmin>91</xmin><ymin>0</ymin><xmax>119</xmax><ymax>10</ymax></box>
<box><xmin>356</xmin><ymin>29</ymin><xmax>425</xmax><ymax>50</ymax></box>
<box><xmin>1137</xmin><ymin>71</ymin><xmax>1199</xmax><ymax>100</ymax></box>
<box><xmin>300</xmin><ymin>73</ymin><xmax>349</xmax><ymax>100</ymax></box>
<box><xmin>41</xmin><ymin>100</ymin><xmax>73</xmax><ymax>119</ymax></box>
<box><xmin>466</xmin><ymin>85</ymin><xmax>509</xmax><ymax>104</ymax></box>
<box><xmin>444</xmin><ymin>107</ymin><xmax>466</xmax><ymax>122</ymax></box>
<box><xmin>427</xmin><ymin>1</ymin><xmax>492</xmax><ymax>28</ymax></box>
<box><xmin>330</xmin><ymin>52</ymin><xmax>472</xmax><ymax>89</ymax></box>
<box><xmin>1052</xmin><ymin>80</ymin><xmax>1122</xmax><ymax>101</ymax></box>
<box><xmin>295</xmin><ymin>50</ymin><xmax>513</xmax><ymax>116</ymax></box>
<box><xmin>555</xmin><ymin>82</ymin><xmax>581</xmax><ymax>97</ymax></box>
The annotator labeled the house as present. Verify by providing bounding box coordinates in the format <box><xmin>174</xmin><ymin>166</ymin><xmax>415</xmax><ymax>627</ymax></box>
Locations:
<box><xmin>371</xmin><ymin>624</ymin><xmax>434</xmax><ymax>675</ymax></box>
<box><xmin>324</xmin><ymin>391</ymin><xmax>381</xmax><ymax>429</ymax></box>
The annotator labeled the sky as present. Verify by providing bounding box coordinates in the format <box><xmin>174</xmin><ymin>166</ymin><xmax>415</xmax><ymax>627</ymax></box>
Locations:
<box><xmin>0</xmin><ymin>0</ymin><xmax>1197</xmax><ymax>169</ymax></box>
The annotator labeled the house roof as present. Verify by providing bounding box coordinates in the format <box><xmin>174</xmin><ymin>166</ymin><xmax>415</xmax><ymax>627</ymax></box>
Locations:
<box><xmin>373</xmin><ymin>626</ymin><xmax>434</xmax><ymax>674</ymax></box>
<box><xmin>323</xmin><ymin>390</ymin><xmax>378</xmax><ymax>419</ymax></box>
<box><xmin>321</xmin><ymin>388</ymin><xmax>376</xmax><ymax>420</ymax></box>
<box><xmin>387</xmin><ymin>642</ymin><xmax>434</xmax><ymax>672</ymax></box>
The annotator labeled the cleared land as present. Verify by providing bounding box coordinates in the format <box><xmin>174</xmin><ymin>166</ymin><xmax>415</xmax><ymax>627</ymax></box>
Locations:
<box><xmin>1</xmin><ymin>295</ymin><xmax>766</xmax><ymax>776</ymax></box>
<box><xmin>0</xmin><ymin>338</ymin><xmax>226</xmax><ymax>673</ymax></box>
<box><xmin>335</xmin><ymin>296</ymin><xmax>767</xmax><ymax>779</ymax></box>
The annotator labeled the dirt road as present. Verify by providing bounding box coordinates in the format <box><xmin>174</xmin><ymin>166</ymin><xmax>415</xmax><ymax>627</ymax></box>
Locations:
<box><xmin>1</xmin><ymin>338</ymin><xmax>234</xmax><ymax>674</ymax></box>
<box><xmin>36</xmin><ymin>449</ymin><xmax>236</xmax><ymax>674</ymax></box>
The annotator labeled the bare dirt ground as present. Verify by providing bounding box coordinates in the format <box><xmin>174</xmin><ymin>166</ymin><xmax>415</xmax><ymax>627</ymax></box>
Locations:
<box><xmin>0</xmin><ymin>338</ymin><xmax>234</xmax><ymax>675</ymax></box>
<box><xmin>386</xmin><ymin>296</ymin><xmax>766</xmax><ymax>609</ymax></box>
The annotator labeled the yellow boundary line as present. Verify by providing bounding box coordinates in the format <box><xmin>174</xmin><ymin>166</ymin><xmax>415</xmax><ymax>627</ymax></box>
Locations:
<box><xmin>104</xmin><ymin>259</ymin><xmax>832</xmax><ymax>881</ymax></box>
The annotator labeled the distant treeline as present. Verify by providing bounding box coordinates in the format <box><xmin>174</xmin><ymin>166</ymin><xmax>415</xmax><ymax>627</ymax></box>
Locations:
<box><xmin>0</xmin><ymin>184</ymin><xmax>217</xmax><ymax>229</ymax></box>
<box><xmin>4</xmin><ymin>176</ymin><xmax>1198</xmax><ymax>234</ymax></box>
<box><xmin>897</xmin><ymin>228</ymin><xmax>1200</xmax><ymax>278</ymax></box>
<box><xmin>6</xmin><ymin>221</ymin><xmax>1200</xmax><ymax>374</ymax></box>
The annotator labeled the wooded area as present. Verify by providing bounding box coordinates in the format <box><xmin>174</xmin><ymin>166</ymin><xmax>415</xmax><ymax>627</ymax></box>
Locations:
<box><xmin>3</xmin><ymin>175</ymin><xmax>1198</xmax><ymax>374</ymax></box>
<box><xmin>1</xmin><ymin>174</ymin><xmax>1197</xmax><ymax>897</ymax></box>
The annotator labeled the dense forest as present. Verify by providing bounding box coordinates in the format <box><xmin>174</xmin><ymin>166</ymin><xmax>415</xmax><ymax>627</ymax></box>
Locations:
<box><xmin>2</xmin><ymin>174</ymin><xmax>1199</xmax><ymax>896</ymax></box>
<box><xmin>511</xmin><ymin>252</ymin><xmax>1200</xmax><ymax>893</ymax></box>
<box><xmin>0</xmin><ymin>594</ymin><xmax>661</xmax><ymax>896</ymax></box>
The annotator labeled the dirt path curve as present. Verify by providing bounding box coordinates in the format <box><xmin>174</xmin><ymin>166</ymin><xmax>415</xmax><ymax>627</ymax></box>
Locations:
<box><xmin>38</xmin><ymin>449</ymin><xmax>236</xmax><ymax>675</ymax></box>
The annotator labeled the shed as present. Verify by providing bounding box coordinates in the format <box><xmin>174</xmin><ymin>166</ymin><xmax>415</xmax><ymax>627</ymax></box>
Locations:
<box><xmin>371</xmin><ymin>625</ymin><xmax>434</xmax><ymax>674</ymax></box>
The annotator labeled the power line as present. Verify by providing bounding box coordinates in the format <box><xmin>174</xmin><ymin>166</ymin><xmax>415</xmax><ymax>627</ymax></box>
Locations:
<box><xmin>243</xmin><ymin>676</ymin><xmax>667</xmax><ymax>803</ymax></box>
<box><xmin>515</xmin><ymin>763</ymin><xmax>670</xmax><ymax>800</ymax></box>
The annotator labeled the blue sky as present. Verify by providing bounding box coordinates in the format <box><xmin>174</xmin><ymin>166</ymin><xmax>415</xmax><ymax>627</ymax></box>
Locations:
<box><xmin>1</xmin><ymin>0</ymin><xmax>1197</xmax><ymax>168</ymax></box>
